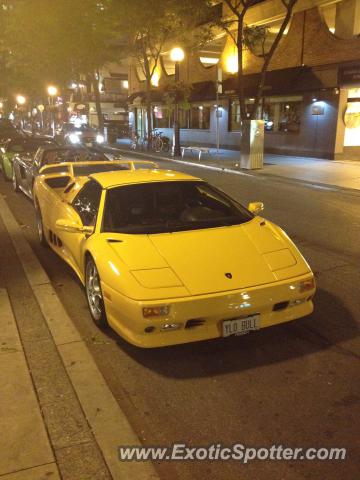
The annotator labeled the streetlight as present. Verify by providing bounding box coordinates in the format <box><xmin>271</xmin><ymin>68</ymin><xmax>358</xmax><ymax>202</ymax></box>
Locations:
<box><xmin>47</xmin><ymin>85</ymin><xmax>58</xmax><ymax>97</ymax></box>
<box><xmin>170</xmin><ymin>47</ymin><xmax>185</xmax><ymax>157</ymax></box>
<box><xmin>47</xmin><ymin>85</ymin><xmax>58</xmax><ymax>135</ymax></box>
<box><xmin>16</xmin><ymin>95</ymin><xmax>26</xmax><ymax>106</ymax></box>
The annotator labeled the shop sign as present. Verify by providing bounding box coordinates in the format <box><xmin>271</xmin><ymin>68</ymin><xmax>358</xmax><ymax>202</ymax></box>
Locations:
<box><xmin>344</xmin><ymin>102</ymin><xmax>360</xmax><ymax>129</ymax></box>
<box><xmin>338</xmin><ymin>65</ymin><xmax>360</xmax><ymax>85</ymax></box>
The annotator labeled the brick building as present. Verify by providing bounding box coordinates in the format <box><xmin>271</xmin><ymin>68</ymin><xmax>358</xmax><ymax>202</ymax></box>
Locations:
<box><xmin>128</xmin><ymin>0</ymin><xmax>360</xmax><ymax>159</ymax></box>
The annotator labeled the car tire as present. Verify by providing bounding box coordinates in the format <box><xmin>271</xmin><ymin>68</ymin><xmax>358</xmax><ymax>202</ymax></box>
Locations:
<box><xmin>12</xmin><ymin>168</ymin><xmax>20</xmax><ymax>191</ymax></box>
<box><xmin>85</xmin><ymin>257</ymin><xmax>108</xmax><ymax>329</ymax></box>
<box><xmin>35</xmin><ymin>202</ymin><xmax>48</xmax><ymax>247</ymax></box>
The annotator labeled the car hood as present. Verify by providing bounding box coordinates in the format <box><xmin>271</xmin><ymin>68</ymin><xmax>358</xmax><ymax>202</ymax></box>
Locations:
<box><xmin>108</xmin><ymin>217</ymin><xmax>310</xmax><ymax>296</ymax></box>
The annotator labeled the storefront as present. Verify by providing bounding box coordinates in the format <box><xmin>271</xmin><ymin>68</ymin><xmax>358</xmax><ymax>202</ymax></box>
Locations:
<box><xmin>336</xmin><ymin>64</ymin><xmax>360</xmax><ymax>159</ymax></box>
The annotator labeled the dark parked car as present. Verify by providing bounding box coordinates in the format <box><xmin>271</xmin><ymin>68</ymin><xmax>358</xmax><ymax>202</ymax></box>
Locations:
<box><xmin>12</xmin><ymin>145</ymin><xmax>108</xmax><ymax>199</ymax></box>
<box><xmin>0</xmin><ymin>119</ymin><xmax>25</xmax><ymax>143</ymax></box>
<box><xmin>1</xmin><ymin>136</ymin><xmax>57</xmax><ymax>181</ymax></box>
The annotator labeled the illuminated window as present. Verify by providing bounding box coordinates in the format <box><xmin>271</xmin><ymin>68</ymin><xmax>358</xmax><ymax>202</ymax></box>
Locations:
<box><xmin>190</xmin><ymin>106</ymin><xmax>210</xmax><ymax>129</ymax></box>
<box><xmin>229</xmin><ymin>97</ymin><xmax>302</xmax><ymax>132</ymax></box>
<box><xmin>153</xmin><ymin>107</ymin><xmax>171</xmax><ymax>128</ymax></box>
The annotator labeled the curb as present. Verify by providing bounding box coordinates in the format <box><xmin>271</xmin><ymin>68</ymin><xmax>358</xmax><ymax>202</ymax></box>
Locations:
<box><xmin>0</xmin><ymin>194</ymin><xmax>160</xmax><ymax>480</ymax></box>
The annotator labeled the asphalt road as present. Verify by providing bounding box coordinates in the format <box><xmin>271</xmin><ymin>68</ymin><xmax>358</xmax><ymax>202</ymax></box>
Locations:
<box><xmin>1</xmin><ymin>155</ymin><xmax>359</xmax><ymax>480</ymax></box>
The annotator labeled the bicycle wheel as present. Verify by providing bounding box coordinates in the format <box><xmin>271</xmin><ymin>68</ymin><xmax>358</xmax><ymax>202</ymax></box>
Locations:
<box><xmin>161</xmin><ymin>138</ymin><xmax>170</xmax><ymax>153</ymax></box>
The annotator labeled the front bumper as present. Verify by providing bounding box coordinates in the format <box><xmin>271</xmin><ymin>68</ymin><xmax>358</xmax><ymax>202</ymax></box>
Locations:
<box><xmin>102</xmin><ymin>273</ymin><xmax>315</xmax><ymax>348</ymax></box>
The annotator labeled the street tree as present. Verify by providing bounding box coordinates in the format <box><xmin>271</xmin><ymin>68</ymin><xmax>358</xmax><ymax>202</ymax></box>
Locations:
<box><xmin>112</xmin><ymin>0</ymin><xmax>215</xmax><ymax>146</ymax></box>
<box><xmin>221</xmin><ymin>0</ymin><xmax>297</xmax><ymax>121</ymax></box>
<box><xmin>3</xmin><ymin>0</ymin><xmax>120</xmax><ymax>130</ymax></box>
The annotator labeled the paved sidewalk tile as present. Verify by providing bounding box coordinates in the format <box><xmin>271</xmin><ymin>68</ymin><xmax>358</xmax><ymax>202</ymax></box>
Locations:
<box><xmin>0</xmin><ymin>464</ymin><xmax>60</xmax><ymax>480</ymax></box>
<box><xmin>114</xmin><ymin>141</ymin><xmax>360</xmax><ymax>191</ymax></box>
<box><xmin>0</xmin><ymin>289</ymin><xmax>55</xmax><ymax>476</ymax></box>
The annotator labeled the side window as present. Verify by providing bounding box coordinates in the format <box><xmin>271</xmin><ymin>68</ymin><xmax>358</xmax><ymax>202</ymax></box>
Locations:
<box><xmin>72</xmin><ymin>180</ymin><xmax>102</xmax><ymax>226</ymax></box>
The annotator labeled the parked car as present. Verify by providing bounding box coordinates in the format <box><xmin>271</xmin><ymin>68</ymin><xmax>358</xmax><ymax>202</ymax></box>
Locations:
<box><xmin>0</xmin><ymin>119</ymin><xmax>25</xmax><ymax>143</ymax></box>
<box><xmin>12</xmin><ymin>145</ymin><xmax>108</xmax><ymax>199</ymax></box>
<box><xmin>55</xmin><ymin>123</ymin><xmax>105</xmax><ymax>146</ymax></box>
<box><xmin>33</xmin><ymin>166</ymin><xmax>316</xmax><ymax>348</ymax></box>
<box><xmin>0</xmin><ymin>136</ymin><xmax>57</xmax><ymax>181</ymax></box>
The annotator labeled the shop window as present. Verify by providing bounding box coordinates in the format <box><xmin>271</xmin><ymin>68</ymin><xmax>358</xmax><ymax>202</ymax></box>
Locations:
<box><xmin>230</xmin><ymin>100</ymin><xmax>241</xmax><ymax>131</ymax></box>
<box><xmin>190</xmin><ymin>106</ymin><xmax>210</xmax><ymax>129</ymax></box>
<box><xmin>230</xmin><ymin>98</ymin><xmax>301</xmax><ymax>133</ymax></box>
<box><xmin>153</xmin><ymin>107</ymin><xmax>170</xmax><ymax>128</ymax></box>
<box><xmin>179</xmin><ymin>109</ymin><xmax>189</xmax><ymax>129</ymax></box>
<box><xmin>229</xmin><ymin>100</ymin><xmax>254</xmax><ymax>131</ymax></box>
<box><xmin>278</xmin><ymin>102</ymin><xmax>301</xmax><ymax>132</ymax></box>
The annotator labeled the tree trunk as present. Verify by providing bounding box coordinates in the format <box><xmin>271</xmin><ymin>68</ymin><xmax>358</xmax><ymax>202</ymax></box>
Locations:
<box><xmin>142</xmin><ymin>51</ymin><xmax>153</xmax><ymax>149</ymax></box>
<box><xmin>145</xmin><ymin>78</ymin><xmax>152</xmax><ymax>149</ymax></box>
<box><xmin>252</xmin><ymin>0</ymin><xmax>297</xmax><ymax>118</ymax></box>
<box><xmin>237</xmin><ymin>14</ymin><xmax>247</xmax><ymax>121</ymax></box>
<box><xmin>91</xmin><ymin>71</ymin><xmax>104</xmax><ymax>133</ymax></box>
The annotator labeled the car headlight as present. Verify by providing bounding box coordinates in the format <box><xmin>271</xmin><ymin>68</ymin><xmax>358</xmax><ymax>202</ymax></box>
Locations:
<box><xmin>96</xmin><ymin>134</ymin><xmax>105</xmax><ymax>144</ymax></box>
<box><xmin>69</xmin><ymin>133</ymin><xmax>81</xmax><ymax>144</ymax></box>
<box><xmin>290</xmin><ymin>278</ymin><xmax>315</xmax><ymax>293</ymax></box>
<box><xmin>298</xmin><ymin>278</ymin><xmax>315</xmax><ymax>293</ymax></box>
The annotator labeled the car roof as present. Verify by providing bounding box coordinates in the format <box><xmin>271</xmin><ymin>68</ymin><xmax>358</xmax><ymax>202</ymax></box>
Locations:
<box><xmin>90</xmin><ymin>169</ymin><xmax>201</xmax><ymax>188</ymax></box>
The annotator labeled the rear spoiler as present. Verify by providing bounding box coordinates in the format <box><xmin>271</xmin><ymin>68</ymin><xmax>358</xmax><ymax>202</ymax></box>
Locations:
<box><xmin>38</xmin><ymin>159</ymin><xmax>158</xmax><ymax>176</ymax></box>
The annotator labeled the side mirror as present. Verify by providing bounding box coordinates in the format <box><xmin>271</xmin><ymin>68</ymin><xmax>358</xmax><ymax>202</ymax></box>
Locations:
<box><xmin>56</xmin><ymin>218</ymin><xmax>94</xmax><ymax>235</ymax></box>
<box><xmin>248</xmin><ymin>202</ymin><xmax>264</xmax><ymax>215</ymax></box>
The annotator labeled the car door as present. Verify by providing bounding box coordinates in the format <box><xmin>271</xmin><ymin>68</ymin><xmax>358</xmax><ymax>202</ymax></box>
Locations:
<box><xmin>15</xmin><ymin>151</ymin><xmax>33</xmax><ymax>192</ymax></box>
<box><xmin>56</xmin><ymin>180</ymin><xmax>102</xmax><ymax>276</ymax></box>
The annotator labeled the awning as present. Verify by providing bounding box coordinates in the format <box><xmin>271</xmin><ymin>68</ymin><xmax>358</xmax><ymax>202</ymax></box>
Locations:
<box><xmin>128</xmin><ymin>81</ymin><xmax>217</xmax><ymax>105</ymax></box>
<box><xmin>128</xmin><ymin>90</ymin><xmax>164</xmax><ymax>104</ymax></box>
<box><xmin>222</xmin><ymin>66</ymin><xmax>331</xmax><ymax>97</ymax></box>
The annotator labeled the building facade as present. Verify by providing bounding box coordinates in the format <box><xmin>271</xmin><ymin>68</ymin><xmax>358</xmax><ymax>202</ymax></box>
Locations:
<box><xmin>68</xmin><ymin>62</ymin><xmax>129</xmax><ymax>134</ymax></box>
<box><xmin>128</xmin><ymin>0</ymin><xmax>360</xmax><ymax>159</ymax></box>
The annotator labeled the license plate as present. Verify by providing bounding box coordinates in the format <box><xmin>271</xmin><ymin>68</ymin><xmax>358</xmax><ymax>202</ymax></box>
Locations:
<box><xmin>85</xmin><ymin>142</ymin><xmax>93</xmax><ymax>147</ymax></box>
<box><xmin>222</xmin><ymin>314</ymin><xmax>260</xmax><ymax>337</ymax></box>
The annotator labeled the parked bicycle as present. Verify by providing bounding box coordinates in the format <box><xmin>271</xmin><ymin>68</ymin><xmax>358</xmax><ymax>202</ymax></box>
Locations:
<box><xmin>130</xmin><ymin>129</ymin><xmax>170</xmax><ymax>153</ymax></box>
<box><xmin>150</xmin><ymin>129</ymin><xmax>171</xmax><ymax>153</ymax></box>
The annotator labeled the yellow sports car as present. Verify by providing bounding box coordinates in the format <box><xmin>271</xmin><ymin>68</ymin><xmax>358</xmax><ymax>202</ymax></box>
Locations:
<box><xmin>33</xmin><ymin>160</ymin><xmax>315</xmax><ymax>348</ymax></box>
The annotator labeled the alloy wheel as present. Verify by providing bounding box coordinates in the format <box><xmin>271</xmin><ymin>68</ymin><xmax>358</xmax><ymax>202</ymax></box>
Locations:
<box><xmin>86</xmin><ymin>259</ymin><xmax>107</xmax><ymax>327</ymax></box>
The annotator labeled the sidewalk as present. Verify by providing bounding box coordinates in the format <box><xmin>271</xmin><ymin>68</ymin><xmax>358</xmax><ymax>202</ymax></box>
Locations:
<box><xmin>0</xmin><ymin>193</ymin><xmax>159</xmax><ymax>480</ymax></box>
<box><xmin>115</xmin><ymin>139</ymin><xmax>360</xmax><ymax>192</ymax></box>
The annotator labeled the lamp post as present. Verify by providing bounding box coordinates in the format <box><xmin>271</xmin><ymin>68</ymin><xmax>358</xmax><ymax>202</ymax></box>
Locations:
<box><xmin>16</xmin><ymin>95</ymin><xmax>26</xmax><ymax>129</ymax></box>
<box><xmin>47</xmin><ymin>85</ymin><xmax>58</xmax><ymax>135</ymax></box>
<box><xmin>170</xmin><ymin>47</ymin><xmax>185</xmax><ymax>157</ymax></box>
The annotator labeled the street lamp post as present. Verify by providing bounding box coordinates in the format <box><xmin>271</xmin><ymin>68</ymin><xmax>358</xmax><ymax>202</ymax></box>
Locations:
<box><xmin>16</xmin><ymin>95</ymin><xmax>26</xmax><ymax>129</ymax></box>
<box><xmin>47</xmin><ymin>85</ymin><xmax>58</xmax><ymax>135</ymax></box>
<box><xmin>170</xmin><ymin>47</ymin><xmax>185</xmax><ymax>157</ymax></box>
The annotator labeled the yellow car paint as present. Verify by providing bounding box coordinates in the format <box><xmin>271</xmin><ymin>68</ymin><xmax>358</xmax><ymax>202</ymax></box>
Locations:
<box><xmin>33</xmin><ymin>162</ymin><xmax>316</xmax><ymax>348</ymax></box>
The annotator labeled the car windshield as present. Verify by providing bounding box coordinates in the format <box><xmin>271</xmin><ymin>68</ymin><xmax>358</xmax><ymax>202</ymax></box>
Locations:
<box><xmin>102</xmin><ymin>181</ymin><xmax>253</xmax><ymax>234</ymax></box>
<box><xmin>65</xmin><ymin>124</ymin><xmax>95</xmax><ymax>132</ymax></box>
<box><xmin>42</xmin><ymin>149</ymin><xmax>106</xmax><ymax>165</ymax></box>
